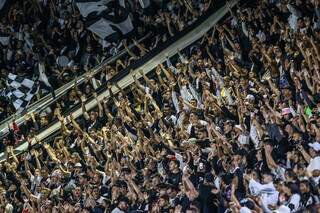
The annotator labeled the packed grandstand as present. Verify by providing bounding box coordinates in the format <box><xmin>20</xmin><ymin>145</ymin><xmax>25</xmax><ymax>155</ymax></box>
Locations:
<box><xmin>1</xmin><ymin>0</ymin><xmax>320</xmax><ymax>212</ymax></box>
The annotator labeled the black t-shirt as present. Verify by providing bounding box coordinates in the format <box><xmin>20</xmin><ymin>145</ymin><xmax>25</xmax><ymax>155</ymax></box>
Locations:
<box><xmin>85</xmin><ymin>117</ymin><xmax>102</xmax><ymax>132</ymax></box>
<box><xmin>167</xmin><ymin>171</ymin><xmax>182</xmax><ymax>187</ymax></box>
<box><xmin>198</xmin><ymin>184</ymin><xmax>220</xmax><ymax>213</ymax></box>
<box><xmin>161</xmin><ymin>206</ymin><xmax>171</xmax><ymax>213</ymax></box>
<box><xmin>232</xmin><ymin>168</ymin><xmax>245</xmax><ymax>200</ymax></box>
<box><xmin>196</xmin><ymin>139</ymin><xmax>210</xmax><ymax>149</ymax></box>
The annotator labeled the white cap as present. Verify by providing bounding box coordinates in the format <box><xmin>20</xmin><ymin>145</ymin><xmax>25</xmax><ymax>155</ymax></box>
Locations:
<box><xmin>275</xmin><ymin>205</ymin><xmax>291</xmax><ymax>213</ymax></box>
<box><xmin>245</xmin><ymin>94</ymin><xmax>255</xmax><ymax>101</ymax></box>
<box><xmin>75</xmin><ymin>162</ymin><xmax>82</xmax><ymax>168</ymax></box>
<box><xmin>308</xmin><ymin>142</ymin><xmax>320</xmax><ymax>151</ymax></box>
<box><xmin>187</xmin><ymin>138</ymin><xmax>197</xmax><ymax>144</ymax></box>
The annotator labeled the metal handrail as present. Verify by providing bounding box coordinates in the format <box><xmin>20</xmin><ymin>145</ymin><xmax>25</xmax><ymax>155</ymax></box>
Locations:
<box><xmin>0</xmin><ymin>33</ymin><xmax>151</xmax><ymax>137</ymax></box>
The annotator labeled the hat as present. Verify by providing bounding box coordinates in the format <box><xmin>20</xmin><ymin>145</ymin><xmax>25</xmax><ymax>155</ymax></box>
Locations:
<box><xmin>187</xmin><ymin>138</ymin><xmax>197</xmax><ymax>144</ymax></box>
<box><xmin>74</xmin><ymin>163</ymin><xmax>82</xmax><ymax>168</ymax></box>
<box><xmin>245</xmin><ymin>94</ymin><xmax>255</xmax><ymax>101</ymax></box>
<box><xmin>308</xmin><ymin>142</ymin><xmax>320</xmax><ymax>151</ymax></box>
<box><xmin>275</xmin><ymin>205</ymin><xmax>290</xmax><ymax>213</ymax></box>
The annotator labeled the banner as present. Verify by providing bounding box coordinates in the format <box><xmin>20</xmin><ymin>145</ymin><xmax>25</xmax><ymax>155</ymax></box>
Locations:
<box><xmin>75</xmin><ymin>0</ymin><xmax>134</xmax><ymax>40</ymax></box>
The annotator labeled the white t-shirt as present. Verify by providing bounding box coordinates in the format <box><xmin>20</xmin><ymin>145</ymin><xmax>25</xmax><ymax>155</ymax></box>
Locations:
<box><xmin>307</xmin><ymin>156</ymin><xmax>320</xmax><ymax>172</ymax></box>
<box><xmin>287</xmin><ymin>194</ymin><xmax>300</xmax><ymax>212</ymax></box>
<box><xmin>238</xmin><ymin>133</ymin><xmax>250</xmax><ymax>145</ymax></box>
<box><xmin>30</xmin><ymin>175</ymin><xmax>43</xmax><ymax>192</ymax></box>
<box><xmin>249</xmin><ymin>179</ymin><xmax>279</xmax><ymax>206</ymax></box>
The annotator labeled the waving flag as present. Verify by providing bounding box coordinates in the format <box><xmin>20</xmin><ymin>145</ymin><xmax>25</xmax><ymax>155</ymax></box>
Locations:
<box><xmin>6</xmin><ymin>73</ymin><xmax>39</xmax><ymax>112</ymax></box>
<box><xmin>75</xmin><ymin>0</ymin><xmax>134</xmax><ymax>41</ymax></box>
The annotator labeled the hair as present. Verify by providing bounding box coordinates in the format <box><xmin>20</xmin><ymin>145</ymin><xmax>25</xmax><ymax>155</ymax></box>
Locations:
<box><xmin>285</xmin><ymin>182</ymin><xmax>300</xmax><ymax>194</ymax></box>
<box><xmin>172</xmin><ymin>159</ymin><xmax>180</xmax><ymax>168</ymax></box>
<box><xmin>285</xmin><ymin>168</ymin><xmax>298</xmax><ymax>181</ymax></box>
<box><xmin>186</xmin><ymin>206</ymin><xmax>200</xmax><ymax>213</ymax></box>
<box><xmin>299</xmin><ymin>180</ymin><xmax>311</xmax><ymax>190</ymax></box>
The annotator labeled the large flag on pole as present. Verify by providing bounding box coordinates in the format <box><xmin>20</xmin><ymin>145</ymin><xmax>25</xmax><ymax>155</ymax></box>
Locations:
<box><xmin>75</xmin><ymin>0</ymin><xmax>134</xmax><ymax>40</ymax></box>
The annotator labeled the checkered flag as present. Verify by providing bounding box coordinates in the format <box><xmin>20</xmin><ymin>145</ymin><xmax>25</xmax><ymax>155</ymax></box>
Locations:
<box><xmin>6</xmin><ymin>73</ymin><xmax>39</xmax><ymax>112</ymax></box>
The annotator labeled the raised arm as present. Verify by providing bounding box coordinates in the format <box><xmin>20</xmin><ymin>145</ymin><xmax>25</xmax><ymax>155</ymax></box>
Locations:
<box><xmin>164</xmin><ymin>13</ymin><xmax>174</xmax><ymax>37</ymax></box>
<box><xmin>138</xmin><ymin>69</ymin><xmax>156</xmax><ymax>90</ymax></box>
<box><xmin>24</xmin><ymin>154</ymin><xmax>33</xmax><ymax>179</ymax></box>
<box><xmin>132</xmin><ymin>70</ymin><xmax>145</xmax><ymax>91</ymax></box>
<box><xmin>81</xmin><ymin>95</ymin><xmax>90</xmax><ymax>120</ymax></box>
<box><xmin>264</xmin><ymin>144</ymin><xmax>278</xmax><ymax>170</ymax></box>
<box><xmin>159</xmin><ymin>63</ymin><xmax>175</xmax><ymax>82</ymax></box>
<box><xmin>123</xmin><ymin>39</ymin><xmax>138</xmax><ymax>59</ymax></box>
<box><xmin>43</xmin><ymin>143</ymin><xmax>58</xmax><ymax>162</ymax></box>
<box><xmin>33</xmin><ymin>150</ymin><xmax>42</xmax><ymax>171</ymax></box>
<box><xmin>183</xmin><ymin>172</ymin><xmax>199</xmax><ymax>200</ymax></box>
<box><xmin>93</xmin><ymin>92</ymin><xmax>104</xmax><ymax>118</ymax></box>
<box><xmin>133</xmin><ymin>39</ymin><xmax>149</xmax><ymax>56</ymax></box>
<box><xmin>298</xmin><ymin>144</ymin><xmax>311</xmax><ymax>163</ymax></box>
<box><xmin>155</xmin><ymin>65</ymin><xmax>168</xmax><ymax>89</ymax></box>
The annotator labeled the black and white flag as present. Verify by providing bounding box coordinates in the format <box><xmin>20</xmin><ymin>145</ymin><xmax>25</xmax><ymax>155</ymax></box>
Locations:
<box><xmin>75</xmin><ymin>0</ymin><xmax>134</xmax><ymax>40</ymax></box>
<box><xmin>36</xmin><ymin>62</ymin><xmax>56</xmax><ymax>98</ymax></box>
<box><xmin>6</xmin><ymin>73</ymin><xmax>39</xmax><ymax>112</ymax></box>
<box><xmin>37</xmin><ymin>62</ymin><xmax>52</xmax><ymax>88</ymax></box>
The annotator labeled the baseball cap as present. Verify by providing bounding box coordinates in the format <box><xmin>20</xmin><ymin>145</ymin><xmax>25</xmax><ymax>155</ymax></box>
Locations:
<box><xmin>245</xmin><ymin>94</ymin><xmax>255</xmax><ymax>101</ymax></box>
<box><xmin>74</xmin><ymin>163</ymin><xmax>82</xmax><ymax>168</ymax></box>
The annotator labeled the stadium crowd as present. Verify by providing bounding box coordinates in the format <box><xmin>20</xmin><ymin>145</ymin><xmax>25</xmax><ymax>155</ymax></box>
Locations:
<box><xmin>2</xmin><ymin>0</ymin><xmax>320</xmax><ymax>212</ymax></box>
<box><xmin>0</xmin><ymin>0</ymin><xmax>213</xmax><ymax>121</ymax></box>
